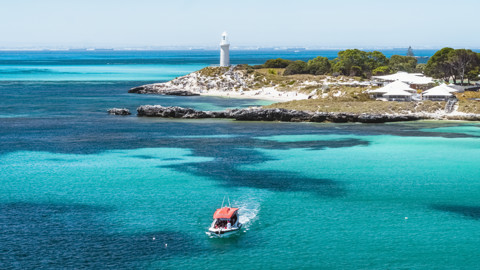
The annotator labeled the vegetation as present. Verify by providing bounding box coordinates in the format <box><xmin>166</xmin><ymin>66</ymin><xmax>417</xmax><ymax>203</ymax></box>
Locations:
<box><xmin>261</xmin><ymin>83</ymin><xmax>480</xmax><ymax>115</ymax></box>
<box><xmin>332</xmin><ymin>49</ymin><xmax>389</xmax><ymax>77</ymax></box>
<box><xmin>262</xmin><ymin>84</ymin><xmax>446</xmax><ymax>114</ymax></box>
<box><xmin>265</xmin><ymin>99</ymin><xmax>445</xmax><ymax>114</ymax></box>
<box><xmin>198</xmin><ymin>66</ymin><xmax>230</xmax><ymax>77</ymax></box>
<box><xmin>455</xmin><ymin>91</ymin><xmax>480</xmax><ymax>113</ymax></box>
<box><xmin>389</xmin><ymin>55</ymin><xmax>418</xmax><ymax>73</ymax></box>
<box><xmin>253</xmin><ymin>48</ymin><xmax>480</xmax><ymax>85</ymax></box>
<box><xmin>254</xmin><ymin>58</ymin><xmax>292</xmax><ymax>69</ymax></box>
<box><xmin>425</xmin><ymin>48</ymin><xmax>480</xmax><ymax>84</ymax></box>
<box><xmin>255</xmin><ymin>48</ymin><xmax>426</xmax><ymax>78</ymax></box>
<box><xmin>200</xmin><ymin>63</ymin><xmax>480</xmax><ymax>115</ymax></box>
<box><xmin>283</xmin><ymin>60</ymin><xmax>308</xmax><ymax>75</ymax></box>
<box><xmin>372</xmin><ymin>66</ymin><xmax>392</xmax><ymax>76</ymax></box>
<box><xmin>307</xmin><ymin>56</ymin><xmax>331</xmax><ymax>75</ymax></box>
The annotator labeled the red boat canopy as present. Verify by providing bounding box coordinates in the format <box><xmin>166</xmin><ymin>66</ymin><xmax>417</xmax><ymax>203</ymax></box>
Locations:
<box><xmin>213</xmin><ymin>207</ymin><xmax>239</xmax><ymax>219</ymax></box>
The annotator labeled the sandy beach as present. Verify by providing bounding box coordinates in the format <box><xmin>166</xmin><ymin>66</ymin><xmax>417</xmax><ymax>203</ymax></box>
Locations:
<box><xmin>198</xmin><ymin>87</ymin><xmax>310</xmax><ymax>102</ymax></box>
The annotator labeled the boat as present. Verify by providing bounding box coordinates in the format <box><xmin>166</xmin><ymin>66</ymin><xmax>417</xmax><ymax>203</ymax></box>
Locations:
<box><xmin>207</xmin><ymin>197</ymin><xmax>242</xmax><ymax>237</ymax></box>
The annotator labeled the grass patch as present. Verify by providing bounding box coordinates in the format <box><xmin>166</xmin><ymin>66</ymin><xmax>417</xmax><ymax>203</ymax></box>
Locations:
<box><xmin>455</xmin><ymin>92</ymin><xmax>480</xmax><ymax>114</ymax></box>
<box><xmin>265</xmin><ymin>100</ymin><xmax>445</xmax><ymax>114</ymax></box>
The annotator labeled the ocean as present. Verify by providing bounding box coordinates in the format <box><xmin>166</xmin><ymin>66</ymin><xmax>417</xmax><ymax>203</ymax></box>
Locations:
<box><xmin>1</xmin><ymin>50</ymin><xmax>479</xmax><ymax>269</ymax></box>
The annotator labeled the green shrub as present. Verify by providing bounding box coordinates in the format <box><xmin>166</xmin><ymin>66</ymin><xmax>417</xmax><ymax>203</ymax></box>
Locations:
<box><xmin>307</xmin><ymin>56</ymin><xmax>331</xmax><ymax>75</ymax></box>
<box><xmin>283</xmin><ymin>60</ymin><xmax>308</xmax><ymax>75</ymax></box>
<box><xmin>263</xmin><ymin>58</ymin><xmax>293</xmax><ymax>68</ymax></box>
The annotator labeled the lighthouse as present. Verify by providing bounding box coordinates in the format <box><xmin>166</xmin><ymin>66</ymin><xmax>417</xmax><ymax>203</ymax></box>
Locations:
<box><xmin>220</xmin><ymin>32</ymin><xmax>230</xmax><ymax>67</ymax></box>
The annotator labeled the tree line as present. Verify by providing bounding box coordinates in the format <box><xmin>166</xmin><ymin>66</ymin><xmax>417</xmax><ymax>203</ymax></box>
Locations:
<box><xmin>253</xmin><ymin>48</ymin><xmax>480</xmax><ymax>84</ymax></box>
<box><xmin>425</xmin><ymin>48</ymin><xmax>479</xmax><ymax>85</ymax></box>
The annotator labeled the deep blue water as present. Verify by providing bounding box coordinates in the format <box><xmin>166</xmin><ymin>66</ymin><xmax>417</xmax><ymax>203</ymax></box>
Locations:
<box><xmin>1</xmin><ymin>51</ymin><xmax>480</xmax><ymax>269</ymax></box>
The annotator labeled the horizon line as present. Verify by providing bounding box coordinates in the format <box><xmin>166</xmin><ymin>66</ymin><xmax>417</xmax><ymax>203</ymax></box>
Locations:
<box><xmin>1</xmin><ymin>46</ymin><xmax>480</xmax><ymax>52</ymax></box>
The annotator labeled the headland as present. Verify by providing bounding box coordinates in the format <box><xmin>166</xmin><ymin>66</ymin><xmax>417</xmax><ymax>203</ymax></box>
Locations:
<box><xmin>126</xmin><ymin>49</ymin><xmax>480</xmax><ymax>123</ymax></box>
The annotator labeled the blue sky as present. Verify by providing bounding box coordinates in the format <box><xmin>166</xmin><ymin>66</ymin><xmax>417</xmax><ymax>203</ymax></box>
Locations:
<box><xmin>1</xmin><ymin>0</ymin><xmax>479</xmax><ymax>48</ymax></box>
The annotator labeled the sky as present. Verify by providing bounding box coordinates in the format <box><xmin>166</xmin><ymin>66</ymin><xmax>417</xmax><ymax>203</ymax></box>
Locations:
<box><xmin>0</xmin><ymin>0</ymin><xmax>479</xmax><ymax>49</ymax></box>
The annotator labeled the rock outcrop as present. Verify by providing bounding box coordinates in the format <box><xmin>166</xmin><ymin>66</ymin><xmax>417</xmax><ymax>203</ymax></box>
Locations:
<box><xmin>129</xmin><ymin>66</ymin><xmax>251</xmax><ymax>95</ymax></box>
<box><xmin>108</xmin><ymin>108</ymin><xmax>131</xmax><ymax>115</ymax></box>
<box><xmin>136</xmin><ymin>105</ymin><xmax>425</xmax><ymax>123</ymax></box>
<box><xmin>129</xmin><ymin>85</ymin><xmax>199</xmax><ymax>96</ymax></box>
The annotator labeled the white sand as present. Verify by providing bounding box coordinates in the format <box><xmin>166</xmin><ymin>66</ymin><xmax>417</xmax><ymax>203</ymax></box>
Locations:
<box><xmin>198</xmin><ymin>88</ymin><xmax>310</xmax><ymax>102</ymax></box>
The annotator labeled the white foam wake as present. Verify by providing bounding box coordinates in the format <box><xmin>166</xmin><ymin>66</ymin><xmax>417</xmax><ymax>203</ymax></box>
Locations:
<box><xmin>234</xmin><ymin>197</ymin><xmax>261</xmax><ymax>231</ymax></box>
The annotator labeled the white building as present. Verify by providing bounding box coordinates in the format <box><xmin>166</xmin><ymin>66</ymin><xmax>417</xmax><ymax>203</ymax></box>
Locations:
<box><xmin>368</xmin><ymin>80</ymin><xmax>416</xmax><ymax>101</ymax></box>
<box><xmin>220</xmin><ymin>32</ymin><xmax>230</xmax><ymax>67</ymax></box>
<box><xmin>422</xmin><ymin>84</ymin><xmax>455</xmax><ymax>101</ymax></box>
<box><xmin>373</xmin><ymin>72</ymin><xmax>434</xmax><ymax>89</ymax></box>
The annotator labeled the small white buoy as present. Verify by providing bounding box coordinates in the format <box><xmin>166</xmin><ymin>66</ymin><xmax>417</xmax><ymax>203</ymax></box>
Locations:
<box><xmin>405</xmin><ymin>217</ymin><xmax>408</xmax><ymax>220</ymax></box>
<box><xmin>165</xmin><ymin>243</ymin><xmax>168</xmax><ymax>248</ymax></box>
<box><xmin>152</xmin><ymin>237</ymin><xmax>155</xmax><ymax>240</ymax></box>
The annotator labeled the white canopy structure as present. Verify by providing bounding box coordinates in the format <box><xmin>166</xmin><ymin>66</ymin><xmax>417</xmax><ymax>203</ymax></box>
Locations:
<box><xmin>422</xmin><ymin>84</ymin><xmax>454</xmax><ymax>101</ymax></box>
<box><xmin>369</xmin><ymin>80</ymin><xmax>417</xmax><ymax>94</ymax></box>
<box><xmin>382</xmin><ymin>89</ymin><xmax>413</xmax><ymax>101</ymax></box>
<box><xmin>373</xmin><ymin>72</ymin><xmax>434</xmax><ymax>85</ymax></box>
<box><xmin>369</xmin><ymin>80</ymin><xmax>417</xmax><ymax>101</ymax></box>
<box><xmin>431</xmin><ymin>83</ymin><xmax>459</xmax><ymax>93</ymax></box>
<box><xmin>383</xmin><ymin>89</ymin><xmax>413</xmax><ymax>97</ymax></box>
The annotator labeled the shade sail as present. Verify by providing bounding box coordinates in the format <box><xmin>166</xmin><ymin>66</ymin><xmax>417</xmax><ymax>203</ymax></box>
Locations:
<box><xmin>213</xmin><ymin>207</ymin><xmax>239</xmax><ymax>219</ymax></box>
<box><xmin>370</xmin><ymin>80</ymin><xmax>416</xmax><ymax>95</ymax></box>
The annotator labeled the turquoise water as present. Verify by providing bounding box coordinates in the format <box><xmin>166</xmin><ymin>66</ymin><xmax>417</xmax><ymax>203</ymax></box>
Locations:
<box><xmin>1</xmin><ymin>51</ymin><xmax>480</xmax><ymax>269</ymax></box>
<box><xmin>0</xmin><ymin>64</ymin><xmax>206</xmax><ymax>81</ymax></box>
<box><xmin>0</xmin><ymin>49</ymin><xmax>443</xmax><ymax>81</ymax></box>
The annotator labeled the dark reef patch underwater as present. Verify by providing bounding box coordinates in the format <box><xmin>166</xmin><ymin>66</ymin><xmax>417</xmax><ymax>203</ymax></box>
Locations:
<box><xmin>0</xmin><ymin>203</ymin><xmax>198</xmax><ymax>269</ymax></box>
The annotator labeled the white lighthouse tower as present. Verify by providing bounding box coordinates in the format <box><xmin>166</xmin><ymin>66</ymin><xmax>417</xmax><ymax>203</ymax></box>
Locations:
<box><xmin>220</xmin><ymin>32</ymin><xmax>230</xmax><ymax>67</ymax></box>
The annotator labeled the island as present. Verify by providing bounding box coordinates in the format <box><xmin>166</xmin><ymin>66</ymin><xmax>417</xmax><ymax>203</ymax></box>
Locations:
<box><xmin>126</xmin><ymin>48</ymin><xmax>480</xmax><ymax>123</ymax></box>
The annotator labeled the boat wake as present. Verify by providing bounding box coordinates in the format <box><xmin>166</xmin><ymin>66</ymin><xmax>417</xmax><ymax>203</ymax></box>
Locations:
<box><xmin>235</xmin><ymin>199</ymin><xmax>260</xmax><ymax>231</ymax></box>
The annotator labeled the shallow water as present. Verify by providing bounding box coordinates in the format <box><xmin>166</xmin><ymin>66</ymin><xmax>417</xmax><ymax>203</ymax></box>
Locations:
<box><xmin>1</xmin><ymin>51</ymin><xmax>480</xmax><ymax>269</ymax></box>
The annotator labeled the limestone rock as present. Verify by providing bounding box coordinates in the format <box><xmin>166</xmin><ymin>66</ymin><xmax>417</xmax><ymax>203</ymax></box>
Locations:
<box><xmin>135</xmin><ymin>105</ymin><xmax>426</xmax><ymax>123</ymax></box>
<box><xmin>108</xmin><ymin>108</ymin><xmax>131</xmax><ymax>115</ymax></box>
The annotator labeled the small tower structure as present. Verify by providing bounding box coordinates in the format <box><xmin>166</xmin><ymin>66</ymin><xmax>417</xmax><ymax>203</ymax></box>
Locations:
<box><xmin>220</xmin><ymin>32</ymin><xmax>230</xmax><ymax>67</ymax></box>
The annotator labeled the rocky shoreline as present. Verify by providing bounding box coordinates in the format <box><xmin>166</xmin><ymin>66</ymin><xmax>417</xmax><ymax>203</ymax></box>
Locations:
<box><xmin>108</xmin><ymin>105</ymin><xmax>480</xmax><ymax>123</ymax></box>
<box><xmin>129</xmin><ymin>85</ymin><xmax>199</xmax><ymax>96</ymax></box>
<box><xmin>136</xmin><ymin>105</ymin><xmax>429</xmax><ymax>123</ymax></box>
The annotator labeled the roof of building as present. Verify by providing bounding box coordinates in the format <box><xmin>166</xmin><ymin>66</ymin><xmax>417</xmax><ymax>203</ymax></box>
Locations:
<box><xmin>423</xmin><ymin>85</ymin><xmax>454</xmax><ymax>97</ymax></box>
<box><xmin>424</xmin><ymin>83</ymin><xmax>458</xmax><ymax>94</ymax></box>
<box><xmin>213</xmin><ymin>207</ymin><xmax>239</xmax><ymax>219</ymax></box>
<box><xmin>370</xmin><ymin>80</ymin><xmax>416</xmax><ymax>94</ymax></box>
<box><xmin>382</xmin><ymin>89</ymin><xmax>413</xmax><ymax>96</ymax></box>
<box><xmin>373</xmin><ymin>72</ymin><xmax>434</xmax><ymax>85</ymax></box>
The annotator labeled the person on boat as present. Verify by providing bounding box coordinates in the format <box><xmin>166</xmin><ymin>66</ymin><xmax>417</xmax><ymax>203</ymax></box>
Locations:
<box><xmin>227</xmin><ymin>221</ymin><xmax>231</xmax><ymax>229</ymax></box>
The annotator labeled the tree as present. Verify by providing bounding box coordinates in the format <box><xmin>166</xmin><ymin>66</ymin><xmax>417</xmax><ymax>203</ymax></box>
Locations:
<box><xmin>333</xmin><ymin>49</ymin><xmax>367</xmax><ymax>77</ymax></box>
<box><xmin>332</xmin><ymin>49</ymin><xmax>388</xmax><ymax>77</ymax></box>
<box><xmin>425</xmin><ymin>47</ymin><xmax>455</xmax><ymax>82</ymax></box>
<box><xmin>466</xmin><ymin>67</ymin><xmax>480</xmax><ymax>83</ymax></box>
<box><xmin>333</xmin><ymin>49</ymin><xmax>367</xmax><ymax>76</ymax></box>
<box><xmin>372</xmin><ymin>66</ymin><xmax>392</xmax><ymax>76</ymax></box>
<box><xmin>350</xmin><ymin>66</ymin><xmax>362</xmax><ymax>77</ymax></box>
<box><xmin>283</xmin><ymin>60</ymin><xmax>308</xmax><ymax>75</ymax></box>
<box><xmin>416</xmin><ymin>64</ymin><xmax>426</xmax><ymax>73</ymax></box>
<box><xmin>407</xmin><ymin>46</ymin><xmax>414</xmax><ymax>57</ymax></box>
<box><xmin>367</xmin><ymin>51</ymin><xmax>389</xmax><ymax>72</ymax></box>
<box><xmin>389</xmin><ymin>55</ymin><xmax>418</xmax><ymax>73</ymax></box>
<box><xmin>448</xmin><ymin>49</ymin><xmax>479</xmax><ymax>85</ymax></box>
<box><xmin>307</xmin><ymin>56</ymin><xmax>331</xmax><ymax>75</ymax></box>
<box><xmin>255</xmin><ymin>58</ymin><xmax>293</xmax><ymax>69</ymax></box>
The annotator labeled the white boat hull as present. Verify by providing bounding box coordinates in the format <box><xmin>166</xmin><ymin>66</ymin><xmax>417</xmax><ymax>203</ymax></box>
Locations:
<box><xmin>207</xmin><ymin>223</ymin><xmax>242</xmax><ymax>237</ymax></box>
